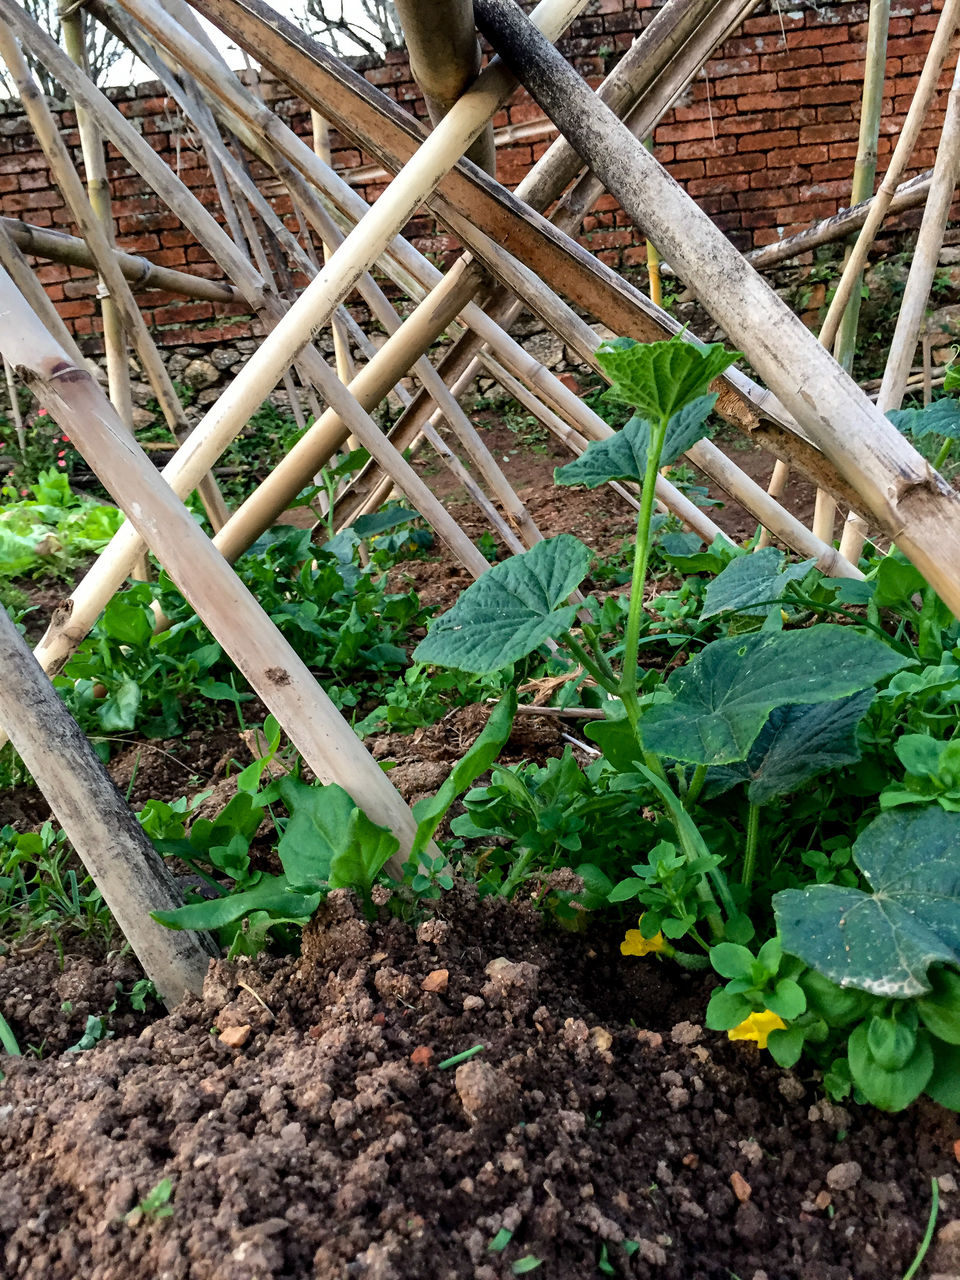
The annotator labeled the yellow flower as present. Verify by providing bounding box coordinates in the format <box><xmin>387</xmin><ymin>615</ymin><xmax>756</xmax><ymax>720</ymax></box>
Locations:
<box><xmin>621</xmin><ymin>916</ymin><xmax>669</xmax><ymax>957</ymax></box>
<box><xmin>728</xmin><ymin>1009</ymin><xmax>787</xmax><ymax>1050</ymax></box>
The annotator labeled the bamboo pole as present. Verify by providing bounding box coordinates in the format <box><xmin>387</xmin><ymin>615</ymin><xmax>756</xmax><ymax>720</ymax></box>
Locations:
<box><xmin>2</xmin><ymin>353</ymin><xmax>25</xmax><ymax>456</ymax></box>
<box><xmin>59</xmin><ymin>0</ymin><xmax>135</xmax><ymax>434</ymax></box>
<box><xmin>393</xmin><ymin>0</ymin><xmax>496</xmax><ymax>175</ymax></box>
<box><xmin>311</xmin><ymin>111</ymin><xmax>355</xmax><ymax>391</ymax></box>
<box><xmin>807</xmin><ymin>0</ymin><xmax>889</xmax><ymax>548</ymax></box>
<box><xmin>818</xmin><ymin>0</ymin><xmax>960</xmax><ymax>350</ymax></box>
<box><xmin>839</xmin><ymin>59</ymin><xmax>960</xmax><ymax>562</ymax></box>
<box><xmin>0</xmin><ymin>26</ymin><xmax>230</xmax><ymax>533</ymax></box>
<box><xmin>475</xmin><ymin>0</ymin><xmax>960</xmax><ymax>611</ymax></box>
<box><xmin>745</xmin><ymin>170</ymin><xmax>934</xmax><ymax>272</ymax></box>
<box><xmin>0</xmin><ymin>604</ymin><xmax>217</xmax><ymax>1004</ymax></box>
<box><xmin>0</xmin><ymin>216</ymin><xmax>243</xmax><ymax>304</ymax></box>
<box><xmin>0</xmin><ymin>222</ymin><xmax>89</xmax><ymax>363</ymax></box>
<box><xmin>0</xmin><ymin>264</ymin><xmax>425</xmax><ymax>872</ymax></box>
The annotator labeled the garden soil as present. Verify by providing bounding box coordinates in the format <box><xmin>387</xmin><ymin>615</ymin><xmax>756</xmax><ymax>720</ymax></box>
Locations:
<box><xmin>3</xmin><ymin>421</ymin><xmax>951</xmax><ymax>1280</ymax></box>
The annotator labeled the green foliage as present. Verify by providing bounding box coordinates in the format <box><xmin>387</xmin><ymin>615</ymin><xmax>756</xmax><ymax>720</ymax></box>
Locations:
<box><xmin>639</xmin><ymin>628</ymin><xmax>907</xmax><ymax>766</ymax></box>
<box><xmin>595</xmin><ymin>334</ymin><xmax>738</xmax><ymax>422</ymax></box>
<box><xmin>0</xmin><ymin>470</ymin><xmax>123</xmax><ymax>581</ymax></box>
<box><xmin>0</xmin><ymin>821</ymin><xmax>113</xmax><ymax>954</ymax></box>
<box><xmin>775</xmin><ymin>807</ymin><xmax>960</xmax><ymax>998</ymax></box>
<box><xmin>413</xmin><ymin>535</ymin><xmax>592</xmax><ymax>673</ymax></box>
<box><xmin>126</xmin><ymin>1179</ymin><xmax>174</xmax><ymax>1226</ymax></box>
<box><xmin>554</xmin><ymin>394</ymin><xmax>715</xmax><ymax>489</ymax></box>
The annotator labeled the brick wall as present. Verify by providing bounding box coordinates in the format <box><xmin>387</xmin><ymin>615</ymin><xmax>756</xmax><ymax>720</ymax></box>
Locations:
<box><xmin>0</xmin><ymin>0</ymin><xmax>954</xmax><ymax>352</ymax></box>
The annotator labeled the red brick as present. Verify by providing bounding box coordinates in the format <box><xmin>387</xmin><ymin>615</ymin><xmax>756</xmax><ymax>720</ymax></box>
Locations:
<box><xmin>737</xmin><ymin>91</ymin><xmax>797</xmax><ymax>112</ymax></box>
<box><xmin>658</xmin><ymin>118</ymin><xmax>725</xmax><ymax>143</ymax></box>
<box><xmin>687</xmin><ymin>172</ymin><xmax>752</xmax><ymax>196</ymax></box>
<box><xmin>704</xmin><ymin>153</ymin><xmax>767</xmax><ymax>176</ymax></box>
<box><xmin>737</xmin><ymin>185</ymin><xmax>800</xmax><ymax>210</ymax></box>
<box><xmin>778</xmin><ymin>65</ymin><xmax>832</xmax><ymax>89</ymax></box>
<box><xmin>676</xmin><ymin>136</ymin><xmax>737</xmax><ymax>161</ymax></box>
<box><xmin>713</xmin><ymin>72</ymin><xmax>778</xmax><ymax>96</ymax></box>
<box><xmin>115</xmin><ymin>233</ymin><xmax>160</xmax><ymax>254</ymax></box>
<box><xmin>798</xmin><ymin>84</ymin><xmax>862</xmax><ymax>105</ymax></box>
<box><xmin>764</xmin><ymin>47</ymin><xmax>824</xmax><ymax>71</ymax></box>
<box><xmin>738</xmin><ymin>129</ymin><xmax>800</xmax><ymax>151</ymax></box>
<box><xmin>717</xmin><ymin>111</ymin><xmax>778</xmax><ymax>135</ymax></box>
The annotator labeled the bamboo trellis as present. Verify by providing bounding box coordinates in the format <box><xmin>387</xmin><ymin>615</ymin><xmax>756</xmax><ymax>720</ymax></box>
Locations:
<box><xmin>0</xmin><ymin>0</ymin><xmax>957</xmax><ymax>996</ymax></box>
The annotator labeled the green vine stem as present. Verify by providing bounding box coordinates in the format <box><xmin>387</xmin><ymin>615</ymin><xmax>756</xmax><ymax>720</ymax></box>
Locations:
<box><xmin>619</xmin><ymin>415</ymin><xmax>669</xmax><ymax>706</ymax></box>
<box><xmin>741</xmin><ymin>801</ymin><xmax>762</xmax><ymax>890</ymax></box>
<box><xmin>685</xmin><ymin>763</ymin><xmax>708</xmax><ymax>808</ymax></box>
<box><xmin>562</xmin><ymin>632</ymin><xmax>620</xmax><ymax>698</ymax></box>
<box><xmin>934</xmin><ymin>437</ymin><xmax>953</xmax><ymax>472</ymax></box>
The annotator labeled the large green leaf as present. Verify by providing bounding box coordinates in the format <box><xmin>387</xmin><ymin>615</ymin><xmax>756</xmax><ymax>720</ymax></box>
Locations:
<box><xmin>700</xmin><ymin>547</ymin><xmax>815</xmax><ymax>621</ymax></box>
<box><xmin>411</xmin><ymin>687</ymin><xmax>517</xmax><ymax>858</ymax></box>
<box><xmin>640</xmin><ymin>626</ymin><xmax>908</xmax><ymax>766</ymax></box>
<box><xmin>596</xmin><ymin>334</ymin><xmax>738</xmax><ymax>421</ymax></box>
<box><xmin>887</xmin><ymin>399</ymin><xmax>960</xmax><ymax>440</ymax></box>
<box><xmin>276</xmin><ymin>778</ymin><xmax>398</xmax><ymax>895</ymax></box>
<box><xmin>152</xmin><ymin>874</ymin><xmax>323</xmax><ymax>931</ymax></box>
<box><xmin>705</xmin><ymin>690</ymin><xmax>873</xmax><ymax>804</ymax></box>
<box><xmin>413</xmin><ymin>535</ymin><xmax>591</xmax><ymax>673</ymax></box>
<box><xmin>554</xmin><ymin>395</ymin><xmax>715</xmax><ymax>490</ymax></box>
<box><xmin>775</xmin><ymin>806</ymin><xmax>960</xmax><ymax>997</ymax></box>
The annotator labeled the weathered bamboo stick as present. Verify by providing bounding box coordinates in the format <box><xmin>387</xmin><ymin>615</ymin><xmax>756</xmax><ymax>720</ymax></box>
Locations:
<box><xmin>818</xmin><ymin>0</ymin><xmax>960</xmax><ymax>349</ymax></box>
<box><xmin>394</xmin><ymin>0</ymin><xmax>496</xmax><ymax>175</ymax></box>
<box><xmin>0</xmin><ymin>603</ymin><xmax>217</xmax><ymax>1003</ymax></box>
<box><xmin>311</xmin><ymin>111</ymin><xmax>355</xmax><ymax>391</ymax></box>
<box><xmin>0</xmin><ymin>222</ymin><xmax>88</xmax><ymax>363</ymax></box>
<box><xmin>0</xmin><ymin>264</ymin><xmax>424</xmax><ymax>872</ymax></box>
<box><xmin>808</xmin><ymin>0</ymin><xmax>889</xmax><ymax>547</ymax></box>
<box><xmin>59</xmin><ymin>0</ymin><xmax>135</xmax><ymax>435</ymax></box>
<box><xmin>0</xmin><ymin>216</ymin><xmax>243</xmax><ymax>303</ymax></box>
<box><xmin>0</xmin><ymin>25</ymin><xmax>230</xmax><ymax>533</ymax></box>
<box><xmin>839</xmin><ymin>59</ymin><xmax>960</xmax><ymax>562</ymax></box>
<box><xmin>476</xmin><ymin>0</ymin><xmax>960</xmax><ymax>610</ymax></box>
<box><xmin>2</xmin><ymin>353</ymin><xmax>25</xmax><ymax>456</ymax></box>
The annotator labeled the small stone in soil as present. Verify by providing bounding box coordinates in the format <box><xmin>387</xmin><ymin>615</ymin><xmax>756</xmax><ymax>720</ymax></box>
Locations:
<box><xmin>826</xmin><ymin>1161</ymin><xmax>863</xmax><ymax>1191</ymax></box>
<box><xmin>218</xmin><ymin>1024</ymin><xmax>251</xmax><ymax>1048</ymax></box>
<box><xmin>421</xmin><ymin>968</ymin><xmax>449</xmax><ymax>994</ymax></box>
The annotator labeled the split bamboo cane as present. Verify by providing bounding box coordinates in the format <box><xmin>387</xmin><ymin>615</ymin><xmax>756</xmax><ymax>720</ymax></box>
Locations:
<box><xmin>0</xmin><ymin>263</ymin><xmax>424</xmax><ymax>872</ymax></box>
<box><xmin>0</xmin><ymin>602</ymin><xmax>217</xmax><ymax>1004</ymax></box>
<box><xmin>475</xmin><ymin>0</ymin><xmax>960</xmax><ymax>612</ymax></box>
<box><xmin>806</xmin><ymin>0</ymin><xmax>889</xmax><ymax>548</ymax></box>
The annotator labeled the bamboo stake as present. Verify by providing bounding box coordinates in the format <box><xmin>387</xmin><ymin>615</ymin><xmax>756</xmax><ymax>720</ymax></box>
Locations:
<box><xmin>311</xmin><ymin>111</ymin><xmax>355</xmax><ymax>391</ymax></box>
<box><xmin>0</xmin><ymin>604</ymin><xmax>217</xmax><ymax>1003</ymax></box>
<box><xmin>745</xmin><ymin>170</ymin><xmax>934</xmax><ymax>272</ymax></box>
<box><xmin>0</xmin><ymin>216</ymin><xmax>243</xmax><ymax>304</ymax></box>
<box><xmin>0</xmin><ymin>264</ymin><xmax>425</xmax><ymax>872</ymax></box>
<box><xmin>475</xmin><ymin>0</ymin><xmax>960</xmax><ymax>611</ymax></box>
<box><xmin>839</xmin><ymin>59</ymin><xmax>960</xmax><ymax>562</ymax></box>
<box><xmin>807</xmin><ymin>0</ymin><xmax>889</xmax><ymax>548</ymax></box>
<box><xmin>59</xmin><ymin>0</ymin><xmax>134</xmax><ymax>434</ymax></box>
<box><xmin>0</xmin><ymin>26</ymin><xmax>230</xmax><ymax>533</ymax></box>
<box><xmin>2</xmin><ymin>353</ymin><xmax>25</xmax><ymax>456</ymax></box>
<box><xmin>393</xmin><ymin>0</ymin><xmax>496</xmax><ymax>175</ymax></box>
<box><xmin>0</xmin><ymin>222</ymin><xmax>89</xmax><ymax>363</ymax></box>
<box><xmin>818</xmin><ymin>0</ymin><xmax>960</xmax><ymax>350</ymax></box>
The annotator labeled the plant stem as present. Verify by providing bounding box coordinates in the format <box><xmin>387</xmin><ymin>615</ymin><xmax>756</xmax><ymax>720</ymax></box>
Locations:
<box><xmin>934</xmin><ymin>436</ymin><xmax>953</xmax><ymax>471</ymax></box>
<box><xmin>562</xmin><ymin>632</ymin><xmax>620</xmax><ymax>697</ymax></box>
<box><xmin>620</xmin><ymin>416</ymin><xmax>669</xmax><ymax>705</ymax></box>
<box><xmin>501</xmin><ymin>844</ymin><xmax>537</xmax><ymax>900</ymax></box>
<box><xmin>0</xmin><ymin>1011</ymin><xmax>21</xmax><ymax>1056</ymax></box>
<box><xmin>685</xmin><ymin>763</ymin><xmax>708</xmax><ymax>807</ymax></box>
<box><xmin>741</xmin><ymin>802</ymin><xmax>762</xmax><ymax>891</ymax></box>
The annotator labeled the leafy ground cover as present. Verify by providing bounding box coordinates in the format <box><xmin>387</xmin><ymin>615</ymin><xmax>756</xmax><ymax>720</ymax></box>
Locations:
<box><xmin>4</xmin><ymin>349</ymin><xmax>960</xmax><ymax>1276</ymax></box>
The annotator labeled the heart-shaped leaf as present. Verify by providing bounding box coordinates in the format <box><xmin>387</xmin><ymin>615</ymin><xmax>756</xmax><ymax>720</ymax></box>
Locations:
<box><xmin>700</xmin><ymin>547</ymin><xmax>815</xmax><ymax>621</ymax></box>
<box><xmin>640</xmin><ymin>626</ymin><xmax>908</xmax><ymax>766</ymax></box>
<box><xmin>554</xmin><ymin>395</ymin><xmax>716</xmax><ymax>490</ymax></box>
<box><xmin>775</xmin><ymin>806</ymin><xmax>960</xmax><ymax>997</ymax></box>
<box><xmin>413</xmin><ymin>535</ymin><xmax>591</xmax><ymax>673</ymax></box>
<box><xmin>596</xmin><ymin>334</ymin><xmax>738</xmax><ymax>421</ymax></box>
<box><xmin>887</xmin><ymin>399</ymin><xmax>960</xmax><ymax>439</ymax></box>
<box><xmin>276</xmin><ymin>778</ymin><xmax>398</xmax><ymax>895</ymax></box>
<box><xmin>704</xmin><ymin>690</ymin><xmax>873</xmax><ymax>804</ymax></box>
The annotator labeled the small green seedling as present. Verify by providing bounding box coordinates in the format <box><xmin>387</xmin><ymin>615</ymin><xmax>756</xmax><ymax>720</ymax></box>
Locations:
<box><xmin>125</xmin><ymin>1178</ymin><xmax>174</xmax><ymax>1226</ymax></box>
